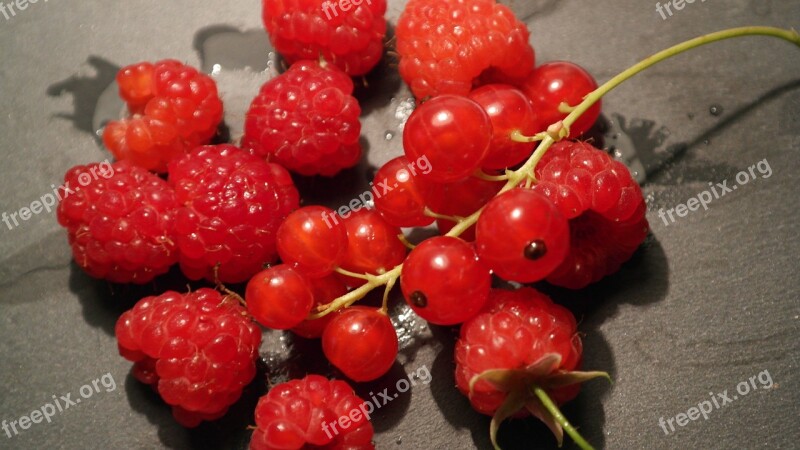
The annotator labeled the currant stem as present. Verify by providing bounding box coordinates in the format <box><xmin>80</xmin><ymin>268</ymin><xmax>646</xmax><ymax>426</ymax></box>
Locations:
<box><xmin>334</xmin><ymin>267</ymin><xmax>372</xmax><ymax>281</ymax></box>
<box><xmin>308</xmin><ymin>265</ymin><xmax>403</xmax><ymax>319</ymax></box>
<box><xmin>397</xmin><ymin>233</ymin><xmax>417</xmax><ymax>250</ymax></box>
<box><xmin>423</xmin><ymin>207</ymin><xmax>463</xmax><ymax>223</ymax></box>
<box><xmin>531</xmin><ymin>386</ymin><xmax>593</xmax><ymax>450</ymax></box>
<box><xmin>474</xmin><ymin>169</ymin><xmax>511</xmax><ymax>182</ymax></box>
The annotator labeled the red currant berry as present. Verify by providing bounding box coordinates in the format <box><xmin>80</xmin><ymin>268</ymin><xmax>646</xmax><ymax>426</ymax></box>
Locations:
<box><xmin>246</xmin><ymin>265</ymin><xmax>314</xmax><ymax>330</ymax></box>
<box><xmin>468</xmin><ymin>84</ymin><xmax>541</xmax><ymax>170</ymax></box>
<box><xmin>476</xmin><ymin>188</ymin><xmax>569</xmax><ymax>282</ymax></box>
<box><xmin>521</xmin><ymin>61</ymin><xmax>601</xmax><ymax>137</ymax></box>
<box><xmin>322</xmin><ymin>306</ymin><xmax>398</xmax><ymax>381</ymax></box>
<box><xmin>277</xmin><ymin>206</ymin><xmax>348</xmax><ymax>278</ymax></box>
<box><xmin>337</xmin><ymin>209</ymin><xmax>407</xmax><ymax>287</ymax></box>
<box><xmin>403</xmin><ymin>95</ymin><xmax>492</xmax><ymax>182</ymax></box>
<box><xmin>372</xmin><ymin>156</ymin><xmax>434</xmax><ymax>228</ymax></box>
<box><xmin>401</xmin><ymin>236</ymin><xmax>490</xmax><ymax>325</ymax></box>
<box><xmin>290</xmin><ymin>275</ymin><xmax>348</xmax><ymax>339</ymax></box>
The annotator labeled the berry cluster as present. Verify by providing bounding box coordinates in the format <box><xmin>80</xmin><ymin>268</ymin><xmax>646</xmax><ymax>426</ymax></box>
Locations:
<box><xmin>54</xmin><ymin>0</ymin><xmax>691</xmax><ymax>447</ymax></box>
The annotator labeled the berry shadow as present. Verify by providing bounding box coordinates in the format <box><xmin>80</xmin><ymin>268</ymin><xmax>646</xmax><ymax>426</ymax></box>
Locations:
<box><xmin>353</xmin><ymin>22</ymin><xmax>404</xmax><ymax>117</ymax></box>
<box><xmin>123</xmin><ymin>360</ymin><xmax>269</xmax><ymax>450</ymax></box>
<box><xmin>68</xmin><ymin>263</ymin><xmax>210</xmax><ymax>337</ymax></box>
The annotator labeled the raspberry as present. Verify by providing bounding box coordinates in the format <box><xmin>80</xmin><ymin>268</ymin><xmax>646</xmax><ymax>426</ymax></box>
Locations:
<box><xmin>532</xmin><ymin>141</ymin><xmax>649</xmax><ymax>289</ymax></box>
<box><xmin>242</xmin><ymin>61</ymin><xmax>362</xmax><ymax>177</ymax></box>
<box><xmin>56</xmin><ymin>160</ymin><xmax>179</xmax><ymax>284</ymax></box>
<box><xmin>168</xmin><ymin>145</ymin><xmax>300</xmax><ymax>283</ymax></box>
<box><xmin>249</xmin><ymin>374</ymin><xmax>374</xmax><ymax>450</ymax></box>
<box><xmin>262</xmin><ymin>0</ymin><xmax>388</xmax><ymax>76</ymax></box>
<box><xmin>102</xmin><ymin>60</ymin><xmax>224</xmax><ymax>173</ymax></box>
<box><xmin>455</xmin><ymin>288</ymin><xmax>605</xmax><ymax>447</ymax></box>
<box><xmin>396</xmin><ymin>0</ymin><xmax>535</xmax><ymax>100</ymax></box>
<box><xmin>115</xmin><ymin>288</ymin><xmax>262</xmax><ymax>427</ymax></box>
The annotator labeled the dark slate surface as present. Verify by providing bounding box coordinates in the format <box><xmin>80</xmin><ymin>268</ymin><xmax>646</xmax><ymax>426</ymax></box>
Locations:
<box><xmin>0</xmin><ymin>0</ymin><xmax>798</xmax><ymax>449</ymax></box>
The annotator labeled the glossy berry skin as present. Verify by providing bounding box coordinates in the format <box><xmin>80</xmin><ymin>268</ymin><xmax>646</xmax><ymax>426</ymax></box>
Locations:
<box><xmin>103</xmin><ymin>60</ymin><xmax>224</xmax><ymax>173</ymax></box>
<box><xmin>455</xmin><ymin>288</ymin><xmax>582</xmax><ymax>416</ymax></box>
<box><xmin>396</xmin><ymin>0</ymin><xmax>535</xmax><ymax>99</ymax></box>
<box><xmin>277</xmin><ymin>206</ymin><xmax>348</xmax><ymax>278</ymax></box>
<box><xmin>168</xmin><ymin>145</ymin><xmax>300</xmax><ymax>283</ymax></box>
<box><xmin>336</xmin><ymin>209</ymin><xmax>406</xmax><ymax>287</ymax></box>
<box><xmin>242</xmin><ymin>60</ymin><xmax>362</xmax><ymax>177</ymax></box>
<box><xmin>246</xmin><ymin>265</ymin><xmax>315</xmax><ymax>330</ymax></box>
<box><xmin>403</xmin><ymin>95</ymin><xmax>493</xmax><ymax>183</ymax></box>
<box><xmin>249</xmin><ymin>375</ymin><xmax>374</xmax><ymax>450</ymax></box>
<box><xmin>115</xmin><ymin>288</ymin><xmax>262</xmax><ymax>427</ymax></box>
<box><xmin>56</xmin><ymin>160</ymin><xmax>179</xmax><ymax>284</ymax></box>
<box><xmin>476</xmin><ymin>188</ymin><xmax>569</xmax><ymax>283</ymax></box>
<box><xmin>417</xmin><ymin>175</ymin><xmax>504</xmax><ymax>241</ymax></box>
<box><xmin>322</xmin><ymin>307</ymin><xmax>398</xmax><ymax>382</ymax></box>
<box><xmin>532</xmin><ymin>141</ymin><xmax>648</xmax><ymax>288</ymax></box>
<box><xmin>468</xmin><ymin>84</ymin><xmax>541</xmax><ymax>170</ymax></box>
<box><xmin>262</xmin><ymin>0</ymin><xmax>387</xmax><ymax>76</ymax></box>
<box><xmin>290</xmin><ymin>275</ymin><xmax>349</xmax><ymax>339</ymax></box>
<box><xmin>372</xmin><ymin>156</ymin><xmax>434</xmax><ymax>228</ymax></box>
<box><xmin>520</xmin><ymin>62</ymin><xmax>601</xmax><ymax>137</ymax></box>
<box><xmin>401</xmin><ymin>236</ymin><xmax>490</xmax><ymax>325</ymax></box>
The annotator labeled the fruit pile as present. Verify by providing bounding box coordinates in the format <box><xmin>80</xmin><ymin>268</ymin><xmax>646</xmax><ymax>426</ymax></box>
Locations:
<box><xmin>56</xmin><ymin>0</ymin><xmax>798</xmax><ymax>448</ymax></box>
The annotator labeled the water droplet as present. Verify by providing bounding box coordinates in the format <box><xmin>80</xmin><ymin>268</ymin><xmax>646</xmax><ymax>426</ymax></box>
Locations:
<box><xmin>385</xmin><ymin>131</ymin><xmax>394</xmax><ymax>140</ymax></box>
<box><xmin>211</xmin><ymin>64</ymin><xmax>222</xmax><ymax>76</ymax></box>
<box><xmin>613</xmin><ymin>150</ymin><xmax>623</xmax><ymax>159</ymax></box>
<box><xmin>703</xmin><ymin>139</ymin><xmax>710</xmax><ymax>145</ymax></box>
<box><xmin>709</xmin><ymin>105</ymin><xmax>723</xmax><ymax>116</ymax></box>
<box><xmin>396</xmin><ymin>437</ymin><xmax>402</xmax><ymax>445</ymax></box>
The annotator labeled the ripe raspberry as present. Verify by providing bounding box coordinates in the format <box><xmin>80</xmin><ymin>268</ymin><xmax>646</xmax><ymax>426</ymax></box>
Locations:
<box><xmin>249</xmin><ymin>374</ymin><xmax>374</xmax><ymax>450</ymax></box>
<box><xmin>242</xmin><ymin>61</ymin><xmax>362</xmax><ymax>177</ymax></box>
<box><xmin>396</xmin><ymin>0</ymin><xmax>535</xmax><ymax>100</ymax></box>
<box><xmin>532</xmin><ymin>141</ymin><xmax>649</xmax><ymax>289</ymax></box>
<box><xmin>115</xmin><ymin>288</ymin><xmax>262</xmax><ymax>427</ymax></box>
<box><xmin>102</xmin><ymin>60</ymin><xmax>224</xmax><ymax>173</ymax></box>
<box><xmin>56</xmin><ymin>160</ymin><xmax>178</xmax><ymax>284</ymax></box>
<box><xmin>168</xmin><ymin>145</ymin><xmax>300</xmax><ymax>283</ymax></box>
<box><xmin>455</xmin><ymin>288</ymin><xmax>605</xmax><ymax>447</ymax></box>
<box><xmin>262</xmin><ymin>0</ymin><xmax>388</xmax><ymax>76</ymax></box>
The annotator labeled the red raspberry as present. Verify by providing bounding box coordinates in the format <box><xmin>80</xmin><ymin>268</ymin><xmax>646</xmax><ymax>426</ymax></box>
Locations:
<box><xmin>396</xmin><ymin>0</ymin><xmax>535</xmax><ymax>100</ymax></box>
<box><xmin>249</xmin><ymin>374</ymin><xmax>374</xmax><ymax>450</ymax></box>
<box><xmin>262</xmin><ymin>0</ymin><xmax>387</xmax><ymax>76</ymax></box>
<box><xmin>115</xmin><ymin>288</ymin><xmax>262</xmax><ymax>427</ymax></box>
<box><xmin>455</xmin><ymin>288</ymin><xmax>605</xmax><ymax>447</ymax></box>
<box><xmin>102</xmin><ymin>60</ymin><xmax>224</xmax><ymax>173</ymax></box>
<box><xmin>532</xmin><ymin>141</ymin><xmax>649</xmax><ymax>289</ymax></box>
<box><xmin>242</xmin><ymin>61</ymin><xmax>362</xmax><ymax>177</ymax></box>
<box><xmin>56</xmin><ymin>160</ymin><xmax>178</xmax><ymax>284</ymax></box>
<box><xmin>168</xmin><ymin>145</ymin><xmax>300</xmax><ymax>283</ymax></box>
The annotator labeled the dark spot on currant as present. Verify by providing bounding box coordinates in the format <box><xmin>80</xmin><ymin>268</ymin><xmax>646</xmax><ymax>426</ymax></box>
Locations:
<box><xmin>524</xmin><ymin>240</ymin><xmax>547</xmax><ymax>260</ymax></box>
<box><xmin>410</xmin><ymin>291</ymin><xmax>427</xmax><ymax>308</ymax></box>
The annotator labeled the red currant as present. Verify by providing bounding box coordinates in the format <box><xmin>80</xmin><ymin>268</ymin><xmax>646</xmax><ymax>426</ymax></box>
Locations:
<box><xmin>290</xmin><ymin>275</ymin><xmax>348</xmax><ymax>339</ymax></box>
<box><xmin>246</xmin><ymin>264</ymin><xmax>314</xmax><ymax>330</ymax></box>
<box><xmin>468</xmin><ymin>84</ymin><xmax>540</xmax><ymax>170</ymax></box>
<box><xmin>337</xmin><ymin>209</ymin><xmax>407</xmax><ymax>287</ymax></box>
<box><xmin>521</xmin><ymin>61</ymin><xmax>601</xmax><ymax>137</ymax></box>
<box><xmin>276</xmin><ymin>206</ymin><xmax>347</xmax><ymax>278</ymax></box>
<box><xmin>417</xmin><ymin>175</ymin><xmax>504</xmax><ymax>241</ymax></box>
<box><xmin>401</xmin><ymin>236</ymin><xmax>490</xmax><ymax>325</ymax></box>
<box><xmin>475</xmin><ymin>188</ymin><xmax>569</xmax><ymax>282</ymax></box>
<box><xmin>372</xmin><ymin>156</ymin><xmax>434</xmax><ymax>228</ymax></box>
<box><xmin>403</xmin><ymin>95</ymin><xmax>492</xmax><ymax>182</ymax></box>
<box><xmin>322</xmin><ymin>306</ymin><xmax>398</xmax><ymax>381</ymax></box>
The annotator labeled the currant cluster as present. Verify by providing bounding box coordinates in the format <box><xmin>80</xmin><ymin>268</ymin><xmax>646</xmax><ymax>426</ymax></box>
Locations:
<box><xmin>55</xmin><ymin>0</ymin><xmax>799</xmax><ymax>448</ymax></box>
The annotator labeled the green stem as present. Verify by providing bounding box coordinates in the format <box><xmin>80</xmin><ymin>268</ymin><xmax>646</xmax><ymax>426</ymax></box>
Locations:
<box><xmin>532</xmin><ymin>386</ymin><xmax>593</xmax><ymax>450</ymax></box>
<box><xmin>323</xmin><ymin>26</ymin><xmax>800</xmax><ymax>314</ymax></box>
